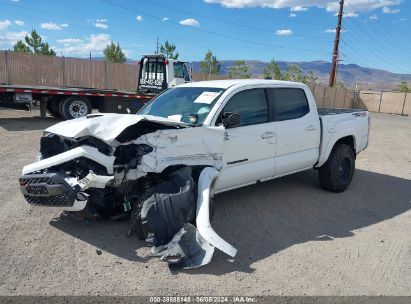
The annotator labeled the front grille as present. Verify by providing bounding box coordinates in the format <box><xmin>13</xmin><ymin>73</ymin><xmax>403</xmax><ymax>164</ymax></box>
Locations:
<box><xmin>24</xmin><ymin>194</ymin><xmax>71</xmax><ymax>206</ymax></box>
<box><xmin>20</xmin><ymin>176</ymin><xmax>55</xmax><ymax>186</ymax></box>
<box><xmin>20</xmin><ymin>172</ymin><xmax>78</xmax><ymax>208</ymax></box>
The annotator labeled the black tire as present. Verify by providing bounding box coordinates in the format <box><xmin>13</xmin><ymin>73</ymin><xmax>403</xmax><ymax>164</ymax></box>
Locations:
<box><xmin>60</xmin><ymin>96</ymin><xmax>92</xmax><ymax>120</ymax></box>
<box><xmin>318</xmin><ymin>143</ymin><xmax>355</xmax><ymax>193</ymax></box>
<box><xmin>46</xmin><ymin>98</ymin><xmax>62</xmax><ymax>118</ymax></box>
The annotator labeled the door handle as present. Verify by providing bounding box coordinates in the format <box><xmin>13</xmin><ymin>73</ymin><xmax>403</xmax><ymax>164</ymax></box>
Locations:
<box><xmin>305</xmin><ymin>125</ymin><xmax>317</xmax><ymax>131</ymax></box>
<box><xmin>261</xmin><ymin>131</ymin><xmax>276</xmax><ymax>139</ymax></box>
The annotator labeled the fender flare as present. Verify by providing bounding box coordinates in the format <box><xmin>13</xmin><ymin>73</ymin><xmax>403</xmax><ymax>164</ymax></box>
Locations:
<box><xmin>316</xmin><ymin>133</ymin><xmax>357</xmax><ymax>168</ymax></box>
<box><xmin>196</xmin><ymin>167</ymin><xmax>237</xmax><ymax>258</ymax></box>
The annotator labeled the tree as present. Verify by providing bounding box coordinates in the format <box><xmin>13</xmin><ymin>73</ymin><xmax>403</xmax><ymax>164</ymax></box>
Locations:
<box><xmin>103</xmin><ymin>42</ymin><xmax>126</xmax><ymax>63</ymax></box>
<box><xmin>13</xmin><ymin>29</ymin><xmax>56</xmax><ymax>55</ymax></box>
<box><xmin>13</xmin><ymin>40</ymin><xmax>31</xmax><ymax>53</ymax></box>
<box><xmin>394</xmin><ymin>81</ymin><xmax>410</xmax><ymax>93</ymax></box>
<box><xmin>335</xmin><ymin>81</ymin><xmax>345</xmax><ymax>89</ymax></box>
<box><xmin>283</xmin><ymin>64</ymin><xmax>304</xmax><ymax>82</ymax></box>
<box><xmin>302</xmin><ymin>70</ymin><xmax>319</xmax><ymax>86</ymax></box>
<box><xmin>228</xmin><ymin>60</ymin><xmax>250</xmax><ymax>79</ymax></box>
<box><xmin>160</xmin><ymin>40</ymin><xmax>179</xmax><ymax>59</ymax></box>
<box><xmin>200</xmin><ymin>50</ymin><xmax>220</xmax><ymax>80</ymax></box>
<box><xmin>25</xmin><ymin>29</ymin><xmax>56</xmax><ymax>55</ymax></box>
<box><xmin>263</xmin><ymin>59</ymin><xmax>282</xmax><ymax>80</ymax></box>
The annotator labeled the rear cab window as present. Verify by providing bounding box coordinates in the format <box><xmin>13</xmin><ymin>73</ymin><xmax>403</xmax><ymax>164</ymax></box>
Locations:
<box><xmin>267</xmin><ymin>88</ymin><xmax>309</xmax><ymax>121</ymax></box>
<box><xmin>173</xmin><ymin>62</ymin><xmax>191</xmax><ymax>82</ymax></box>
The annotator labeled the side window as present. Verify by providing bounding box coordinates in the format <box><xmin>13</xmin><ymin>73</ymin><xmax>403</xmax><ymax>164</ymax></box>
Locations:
<box><xmin>183</xmin><ymin>64</ymin><xmax>191</xmax><ymax>82</ymax></box>
<box><xmin>267</xmin><ymin>88</ymin><xmax>309</xmax><ymax>121</ymax></box>
<box><xmin>173</xmin><ymin>62</ymin><xmax>184</xmax><ymax>78</ymax></box>
<box><xmin>221</xmin><ymin>89</ymin><xmax>268</xmax><ymax>126</ymax></box>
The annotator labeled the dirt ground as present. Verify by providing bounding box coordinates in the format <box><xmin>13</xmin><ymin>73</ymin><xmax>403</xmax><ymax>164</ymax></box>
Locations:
<box><xmin>0</xmin><ymin>108</ymin><xmax>410</xmax><ymax>296</ymax></box>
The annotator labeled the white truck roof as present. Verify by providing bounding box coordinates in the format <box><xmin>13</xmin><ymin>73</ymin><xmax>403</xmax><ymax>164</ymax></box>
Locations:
<box><xmin>178</xmin><ymin>79</ymin><xmax>305</xmax><ymax>89</ymax></box>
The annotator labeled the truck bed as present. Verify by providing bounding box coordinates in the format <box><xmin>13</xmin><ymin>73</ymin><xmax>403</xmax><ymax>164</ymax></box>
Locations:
<box><xmin>316</xmin><ymin>106</ymin><xmax>369</xmax><ymax>167</ymax></box>
<box><xmin>317</xmin><ymin>107</ymin><xmax>367</xmax><ymax>116</ymax></box>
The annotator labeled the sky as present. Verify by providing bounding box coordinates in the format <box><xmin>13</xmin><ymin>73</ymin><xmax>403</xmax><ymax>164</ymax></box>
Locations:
<box><xmin>0</xmin><ymin>0</ymin><xmax>410</xmax><ymax>74</ymax></box>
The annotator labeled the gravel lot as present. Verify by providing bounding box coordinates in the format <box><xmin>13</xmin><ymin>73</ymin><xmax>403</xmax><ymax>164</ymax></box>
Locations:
<box><xmin>0</xmin><ymin>108</ymin><xmax>410</xmax><ymax>296</ymax></box>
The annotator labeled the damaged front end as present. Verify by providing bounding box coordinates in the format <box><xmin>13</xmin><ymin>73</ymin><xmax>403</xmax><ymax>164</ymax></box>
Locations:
<box><xmin>19</xmin><ymin>114</ymin><xmax>236</xmax><ymax>269</ymax></box>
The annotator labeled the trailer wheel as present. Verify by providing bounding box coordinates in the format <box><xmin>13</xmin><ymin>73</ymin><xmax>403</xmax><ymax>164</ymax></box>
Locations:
<box><xmin>60</xmin><ymin>96</ymin><xmax>92</xmax><ymax>120</ymax></box>
<box><xmin>318</xmin><ymin>143</ymin><xmax>355</xmax><ymax>193</ymax></box>
<box><xmin>46</xmin><ymin>98</ymin><xmax>62</xmax><ymax>118</ymax></box>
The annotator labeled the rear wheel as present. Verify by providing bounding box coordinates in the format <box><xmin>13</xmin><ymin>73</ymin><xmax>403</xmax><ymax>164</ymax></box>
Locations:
<box><xmin>318</xmin><ymin>143</ymin><xmax>355</xmax><ymax>193</ymax></box>
<box><xmin>60</xmin><ymin>96</ymin><xmax>92</xmax><ymax>120</ymax></box>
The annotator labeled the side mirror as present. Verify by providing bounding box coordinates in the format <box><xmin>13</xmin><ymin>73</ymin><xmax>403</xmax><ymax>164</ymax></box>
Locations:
<box><xmin>222</xmin><ymin>112</ymin><xmax>241</xmax><ymax>129</ymax></box>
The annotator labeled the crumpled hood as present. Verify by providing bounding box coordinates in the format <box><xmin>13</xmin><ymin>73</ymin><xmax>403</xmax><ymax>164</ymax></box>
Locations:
<box><xmin>45</xmin><ymin>114</ymin><xmax>186</xmax><ymax>144</ymax></box>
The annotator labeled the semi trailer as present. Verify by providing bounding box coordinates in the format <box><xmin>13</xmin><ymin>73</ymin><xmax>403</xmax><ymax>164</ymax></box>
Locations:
<box><xmin>0</xmin><ymin>54</ymin><xmax>192</xmax><ymax>120</ymax></box>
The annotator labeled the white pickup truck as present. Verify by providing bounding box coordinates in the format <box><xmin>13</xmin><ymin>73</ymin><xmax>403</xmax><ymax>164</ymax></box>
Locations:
<box><xmin>19</xmin><ymin>79</ymin><xmax>369</xmax><ymax>269</ymax></box>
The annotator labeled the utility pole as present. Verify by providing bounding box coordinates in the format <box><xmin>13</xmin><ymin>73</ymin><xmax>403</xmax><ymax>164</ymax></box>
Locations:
<box><xmin>329</xmin><ymin>0</ymin><xmax>344</xmax><ymax>87</ymax></box>
<box><xmin>155</xmin><ymin>36</ymin><xmax>159</xmax><ymax>54</ymax></box>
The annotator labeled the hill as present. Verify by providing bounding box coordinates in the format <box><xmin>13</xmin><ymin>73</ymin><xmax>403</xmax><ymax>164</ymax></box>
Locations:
<box><xmin>90</xmin><ymin>57</ymin><xmax>411</xmax><ymax>91</ymax></box>
<box><xmin>191</xmin><ymin>60</ymin><xmax>411</xmax><ymax>91</ymax></box>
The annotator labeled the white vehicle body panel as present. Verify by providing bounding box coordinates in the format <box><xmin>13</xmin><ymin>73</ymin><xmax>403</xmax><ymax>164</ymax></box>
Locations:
<box><xmin>316</xmin><ymin>111</ymin><xmax>369</xmax><ymax>167</ymax></box>
<box><xmin>130</xmin><ymin>126</ymin><xmax>224</xmax><ymax>179</ymax></box>
<box><xmin>197</xmin><ymin>167</ymin><xmax>237</xmax><ymax>257</ymax></box>
<box><xmin>274</xmin><ymin>93</ymin><xmax>321</xmax><ymax>175</ymax></box>
<box><xmin>19</xmin><ymin>79</ymin><xmax>369</xmax><ymax>268</ymax></box>
<box><xmin>22</xmin><ymin>146</ymin><xmax>116</xmax><ymax>175</ymax></box>
<box><xmin>45</xmin><ymin>114</ymin><xmax>186</xmax><ymax>145</ymax></box>
<box><xmin>214</xmin><ymin>122</ymin><xmax>277</xmax><ymax>191</ymax></box>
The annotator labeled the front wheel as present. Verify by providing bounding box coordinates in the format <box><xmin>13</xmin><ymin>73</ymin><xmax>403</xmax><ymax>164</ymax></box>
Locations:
<box><xmin>318</xmin><ymin>143</ymin><xmax>355</xmax><ymax>193</ymax></box>
<box><xmin>60</xmin><ymin>96</ymin><xmax>92</xmax><ymax>120</ymax></box>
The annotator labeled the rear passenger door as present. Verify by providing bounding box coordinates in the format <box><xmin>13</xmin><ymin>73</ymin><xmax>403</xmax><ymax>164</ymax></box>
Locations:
<box><xmin>267</xmin><ymin>88</ymin><xmax>320</xmax><ymax>176</ymax></box>
<box><xmin>214</xmin><ymin>88</ymin><xmax>277</xmax><ymax>192</ymax></box>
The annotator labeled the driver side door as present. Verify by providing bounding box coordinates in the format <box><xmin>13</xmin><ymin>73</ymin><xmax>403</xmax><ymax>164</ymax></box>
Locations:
<box><xmin>214</xmin><ymin>88</ymin><xmax>277</xmax><ymax>192</ymax></box>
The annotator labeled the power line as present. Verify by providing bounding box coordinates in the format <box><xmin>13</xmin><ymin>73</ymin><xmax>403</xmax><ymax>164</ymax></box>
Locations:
<box><xmin>0</xmin><ymin>0</ymin><xmax>253</xmax><ymax>56</ymax></box>
<box><xmin>339</xmin><ymin>26</ymin><xmax>410</xmax><ymax>74</ymax></box>
<box><xmin>344</xmin><ymin>0</ymin><xmax>410</xmax><ymax>57</ymax></box>
<box><xmin>0</xmin><ymin>0</ymin><xmax>328</xmax><ymax>60</ymax></box>
<box><xmin>342</xmin><ymin>17</ymin><xmax>410</xmax><ymax>73</ymax></box>
<box><xmin>343</xmin><ymin>12</ymin><xmax>410</xmax><ymax>60</ymax></box>
<box><xmin>233</xmin><ymin>4</ymin><xmax>335</xmax><ymax>27</ymax></box>
<box><xmin>99</xmin><ymin>0</ymin><xmax>330</xmax><ymax>55</ymax></box>
<box><xmin>135</xmin><ymin>0</ymin><xmax>333</xmax><ymax>40</ymax></box>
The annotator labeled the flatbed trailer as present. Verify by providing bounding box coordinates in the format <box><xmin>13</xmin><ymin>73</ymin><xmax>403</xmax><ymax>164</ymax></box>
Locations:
<box><xmin>0</xmin><ymin>84</ymin><xmax>154</xmax><ymax>119</ymax></box>
<box><xmin>0</xmin><ymin>54</ymin><xmax>192</xmax><ymax>119</ymax></box>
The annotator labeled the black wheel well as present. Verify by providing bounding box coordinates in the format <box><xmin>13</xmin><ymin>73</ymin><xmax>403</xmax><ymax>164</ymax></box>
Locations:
<box><xmin>335</xmin><ymin>136</ymin><xmax>356</xmax><ymax>154</ymax></box>
<box><xmin>161</xmin><ymin>165</ymin><xmax>209</xmax><ymax>180</ymax></box>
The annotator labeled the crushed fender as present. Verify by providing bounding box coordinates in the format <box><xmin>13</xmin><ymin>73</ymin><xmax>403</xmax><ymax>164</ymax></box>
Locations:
<box><xmin>20</xmin><ymin>113</ymin><xmax>235</xmax><ymax>269</ymax></box>
<box><xmin>139</xmin><ymin>167</ymin><xmax>196</xmax><ymax>247</ymax></box>
<box><xmin>151</xmin><ymin>223</ymin><xmax>215</xmax><ymax>270</ymax></box>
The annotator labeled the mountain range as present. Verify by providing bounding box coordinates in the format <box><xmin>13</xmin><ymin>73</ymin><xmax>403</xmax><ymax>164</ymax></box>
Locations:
<box><xmin>191</xmin><ymin>60</ymin><xmax>411</xmax><ymax>91</ymax></box>
<box><xmin>92</xmin><ymin>57</ymin><xmax>411</xmax><ymax>91</ymax></box>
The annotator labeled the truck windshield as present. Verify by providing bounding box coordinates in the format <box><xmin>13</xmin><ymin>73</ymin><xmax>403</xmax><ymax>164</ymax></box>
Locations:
<box><xmin>139</xmin><ymin>87</ymin><xmax>224</xmax><ymax>125</ymax></box>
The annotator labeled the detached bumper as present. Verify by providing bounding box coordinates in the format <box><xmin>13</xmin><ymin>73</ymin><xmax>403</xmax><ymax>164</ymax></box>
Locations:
<box><xmin>19</xmin><ymin>172</ymin><xmax>87</xmax><ymax>211</ymax></box>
